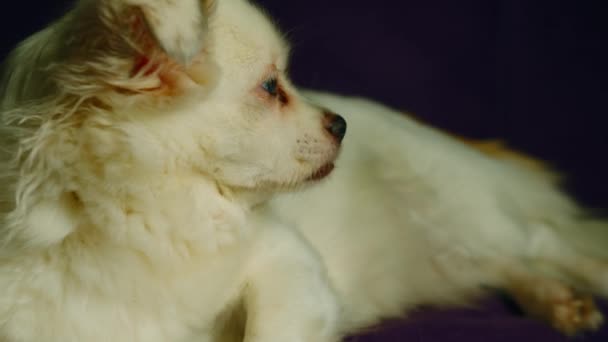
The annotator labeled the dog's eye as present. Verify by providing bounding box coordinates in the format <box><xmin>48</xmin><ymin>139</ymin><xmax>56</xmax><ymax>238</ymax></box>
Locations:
<box><xmin>261</xmin><ymin>78</ymin><xmax>278</xmax><ymax>97</ymax></box>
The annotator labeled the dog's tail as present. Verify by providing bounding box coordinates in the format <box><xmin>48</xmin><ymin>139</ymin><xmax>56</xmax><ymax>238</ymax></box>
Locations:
<box><xmin>495</xmin><ymin>155</ymin><xmax>608</xmax><ymax>295</ymax></box>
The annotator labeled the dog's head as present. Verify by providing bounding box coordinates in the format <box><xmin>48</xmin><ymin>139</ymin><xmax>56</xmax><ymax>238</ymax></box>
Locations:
<box><xmin>1</xmin><ymin>0</ymin><xmax>346</xmax><ymax>197</ymax></box>
<box><xmin>0</xmin><ymin>0</ymin><xmax>346</xmax><ymax>250</ymax></box>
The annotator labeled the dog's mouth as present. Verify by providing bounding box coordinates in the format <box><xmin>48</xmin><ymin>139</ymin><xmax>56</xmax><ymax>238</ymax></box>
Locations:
<box><xmin>306</xmin><ymin>162</ymin><xmax>335</xmax><ymax>182</ymax></box>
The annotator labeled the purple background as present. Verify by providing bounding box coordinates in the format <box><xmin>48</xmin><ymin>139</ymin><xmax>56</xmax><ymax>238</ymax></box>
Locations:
<box><xmin>2</xmin><ymin>1</ymin><xmax>608</xmax><ymax>341</ymax></box>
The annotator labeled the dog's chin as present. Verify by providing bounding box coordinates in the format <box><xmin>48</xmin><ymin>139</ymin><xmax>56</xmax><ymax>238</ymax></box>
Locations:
<box><xmin>243</xmin><ymin>162</ymin><xmax>336</xmax><ymax>194</ymax></box>
<box><xmin>306</xmin><ymin>162</ymin><xmax>335</xmax><ymax>182</ymax></box>
<box><xmin>223</xmin><ymin>157</ymin><xmax>339</xmax><ymax>197</ymax></box>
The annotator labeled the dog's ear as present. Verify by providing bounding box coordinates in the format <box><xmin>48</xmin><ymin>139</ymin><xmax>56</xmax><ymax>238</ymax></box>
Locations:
<box><xmin>25</xmin><ymin>0</ymin><xmax>221</xmax><ymax>102</ymax></box>
<box><xmin>1</xmin><ymin>0</ymin><xmax>219</xmax><ymax>111</ymax></box>
<box><xmin>101</xmin><ymin>0</ymin><xmax>218</xmax><ymax>95</ymax></box>
<box><xmin>133</xmin><ymin>0</ymin><xmax>213</xmax><ymax>65</ymax></box>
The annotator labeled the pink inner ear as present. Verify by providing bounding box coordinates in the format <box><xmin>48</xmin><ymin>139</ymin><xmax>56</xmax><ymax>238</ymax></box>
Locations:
<box><xmin>128</xmin><ymin>12</ymin><xmax>159</xmax><ymax>77</ymax></box>
<box><xmin>132</xmin><ymin>56</ymin><xmax>154</xmax><ymax>76</ymax></box>
<box><xmin>125</xmin><ymin>10</ymin><xmax>182</xmax><ymax>93</ymax></box>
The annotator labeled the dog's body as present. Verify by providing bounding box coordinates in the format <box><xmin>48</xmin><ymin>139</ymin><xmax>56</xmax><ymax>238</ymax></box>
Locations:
<box><xmin>276</xmin><ymin>91</ymin><xmax>608</xmax><ymax>330</ymax></box>
<box><xmin>0</xmin><ymin>0</ymin><xmax>606</xmax><ymax>341</ymax></box>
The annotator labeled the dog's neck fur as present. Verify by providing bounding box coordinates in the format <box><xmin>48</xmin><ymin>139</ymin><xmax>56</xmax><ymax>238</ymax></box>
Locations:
<box><xmin>1</xmin><ymin>133</ymin><xmax>261</xmax><ymax>262</ymax></box>
<box><xmin>89</xmin><ymin>175</ymin><xmax>251</xmax><ymax>256</ymax></box>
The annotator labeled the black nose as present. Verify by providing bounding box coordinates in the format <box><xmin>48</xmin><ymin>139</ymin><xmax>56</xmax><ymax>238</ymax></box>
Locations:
<box><xmin>323</xmin><ymin>112</ymin><xmax>347</xmax><ymax>142</ymax></box>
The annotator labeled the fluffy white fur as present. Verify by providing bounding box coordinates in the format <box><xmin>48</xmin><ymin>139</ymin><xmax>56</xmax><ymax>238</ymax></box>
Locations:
<box><xmin>0</xmin><ymin>0</ymin><xmax>607</xmax><ymax>341</ymax></box>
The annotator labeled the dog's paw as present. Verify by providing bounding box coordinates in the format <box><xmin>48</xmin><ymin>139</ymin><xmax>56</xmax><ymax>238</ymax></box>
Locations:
<box><xmin>551</xmin><ymin>292</ymin><xmax>604</xmax><ymax>336</ymax></box>
<box><xmin>508</xmin><ymin>275</ymin><xmax>605</xmax><ymax>336</ymax></box>
<box><xmin>129</xmin><ymin>0</ymin><xmax>210</xmax><ymax>64</ymax></box>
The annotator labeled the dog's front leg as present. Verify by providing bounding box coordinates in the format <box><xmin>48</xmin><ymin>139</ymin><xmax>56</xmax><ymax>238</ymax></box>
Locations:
<box><xmin>242</xmin><ymin>215</ymin><xmax>341</xmax><ymax>342</ymax></box>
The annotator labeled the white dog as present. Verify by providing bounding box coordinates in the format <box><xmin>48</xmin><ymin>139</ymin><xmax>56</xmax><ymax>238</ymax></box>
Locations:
<box><xmin>0</xmin><ymin>0</ymin><xmax>606</xmax><ymax>341</ymax></box>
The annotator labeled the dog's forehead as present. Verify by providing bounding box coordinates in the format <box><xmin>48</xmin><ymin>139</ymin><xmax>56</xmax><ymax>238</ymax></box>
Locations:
<box><xmin>209</xmin><ymin>0</ymin><xmax>288</xmax><ymax>72</ymax></box>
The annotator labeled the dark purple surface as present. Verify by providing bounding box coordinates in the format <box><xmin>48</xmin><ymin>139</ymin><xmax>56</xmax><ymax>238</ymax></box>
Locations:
<box><xmin>344</xmin><ymin>298</ymin><xmax>608</xmax><ymax>342</ymax></box>
<box><xmin>1</xmin><ymin>1</ymin><xmax>608</xmax><ymax>341</ymax></box>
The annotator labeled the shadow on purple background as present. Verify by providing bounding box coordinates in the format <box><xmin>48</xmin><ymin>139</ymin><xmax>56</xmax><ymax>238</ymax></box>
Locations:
<box><xmin>1</xmin><ymin>1</ymin><xmax>607</xmax><ymax>341</ymax></box>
